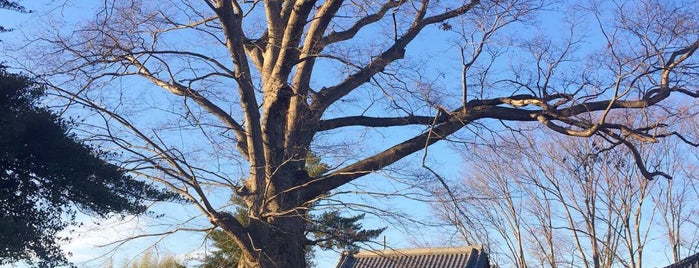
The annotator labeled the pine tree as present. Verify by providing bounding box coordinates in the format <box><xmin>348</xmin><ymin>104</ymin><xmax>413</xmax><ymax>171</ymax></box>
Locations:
<box><xmin>0</xmin><ymin>67</ymin><xmax>178</xmax><ymax>267</ymax></box>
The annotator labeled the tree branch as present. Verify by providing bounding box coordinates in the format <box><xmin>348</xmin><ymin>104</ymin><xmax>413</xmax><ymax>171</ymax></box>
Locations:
<box><xmin>299</xmin><ymin>107</ymin><xmax>474</xmax><ymax>203</ymax></box>
<box><xmin>318</xmin><ymin>114</ymin><xmax>446</xmax><ymax>131</ymax></box>
<box><xmin>215</xmin><ymin>1</ymin><xmax>267</xmax><ymax>195</ymax></box>
<box><xmin>125</xmin><ymin>55</ymin><xmax>250</xmax><ymax>158</ymax></box>
<box><xmin>298</xmin><ymin>77</ymin><xmax>698</xmax><ymax>203</ymax></box>
<box><xmin>311</xmin><ymin>1</ymin><xmax>480</xmax><ymax>114</ymax></box>
<box><xmin>318</xmin><ymin>1</ymin><xmax>403</xmax><ymax>47</ymax></box>
<box><xmin>285</xmin><ymin>0</ymin><xmax>344</xmax><ymax>157</ymax></box>
<box><xmin>272</xmin><ymin>0</ymin><xmax>316</xmax><ymax>79</ymax></box>
<box><xmin>599</xmin><ymin>130</ymin><xmax>672</xmax><ymax>180</ymax></box>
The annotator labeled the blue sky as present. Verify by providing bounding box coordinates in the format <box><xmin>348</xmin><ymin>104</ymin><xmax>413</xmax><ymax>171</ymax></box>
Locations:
<box><xmin>2</xmin><ymin>1</ymin><xmax>698</xmax><ymax>267</ymax></box>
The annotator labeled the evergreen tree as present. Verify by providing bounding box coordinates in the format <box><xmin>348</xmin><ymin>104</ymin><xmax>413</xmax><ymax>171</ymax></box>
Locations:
<box><xmin>307</xmin><ymin>212</ymin><xmax>385</xmax><ymax>254</ymax></box>
<box><xmin>0</xmin><ymin>67</ymin><xmax>179</xmax><ymax>267</ymax></box>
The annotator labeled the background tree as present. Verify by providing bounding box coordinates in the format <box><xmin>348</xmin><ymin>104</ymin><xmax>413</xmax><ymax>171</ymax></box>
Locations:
<box><xmin>0</xmin><ymin>67</ymin><xmax>178</xmax><ymax>267</ymax></box>
<box><xmin>651</xmin><ymin>141</ymin><xmax>699</xmax><ymax>263</ymax></box>
<box><xmin>115</xmin><ymin>250</ymin><xmax>185</xmax><ymax>268</ymax></box>
<box><xmin>22</xmin><ymin>0</ymin><xmax>699</xmax><ymax>267</ymax></box>
<box><xmin>434</xmin><ymin>127</ymin><xmax>699</xmax><ymax>267</ymax></box>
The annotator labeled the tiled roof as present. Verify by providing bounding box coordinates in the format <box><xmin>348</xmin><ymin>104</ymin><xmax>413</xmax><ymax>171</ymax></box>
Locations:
<box><xmin>666</xmin><ymin>251</ymin><xmax>699</xmax><ymax>268</ymax></box>
<box><xmin>334</xmin><ymin>246</ymin><xmax>489</xmax><ymax>268</ymax></box>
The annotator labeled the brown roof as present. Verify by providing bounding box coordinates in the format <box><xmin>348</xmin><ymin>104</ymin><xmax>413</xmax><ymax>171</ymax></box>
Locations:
<box><xmin>334</xmin><ymin>246</ymin><xmax>489</xmax><ymax>268</ymax></box>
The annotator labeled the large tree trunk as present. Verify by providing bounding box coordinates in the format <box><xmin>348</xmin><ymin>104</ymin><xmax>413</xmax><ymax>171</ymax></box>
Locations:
<box><xmin>238</xmin><ymin>217</ymin><xmax>307</xmax><ymax>268</ymax></box>
<box><xmin>230</xmin><ymin>166</ymin><xmax>310</xmax><ymax>268</ymax></box>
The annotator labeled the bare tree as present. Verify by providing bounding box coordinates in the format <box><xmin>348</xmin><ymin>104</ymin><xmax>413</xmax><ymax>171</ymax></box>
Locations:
<box><xmin>652</xmin><ymin>139</ymin><xmax>699</xmax><ymax>263</ymax></box>
<box><xmin>17</xmin><ymin>0</ymin><xmax>699</xmax><ymax>267</ymax></box>
<box><xmin>436</xmin><ymin>124</ymin><xmax>699</xmax><ymax>268</ymax></box>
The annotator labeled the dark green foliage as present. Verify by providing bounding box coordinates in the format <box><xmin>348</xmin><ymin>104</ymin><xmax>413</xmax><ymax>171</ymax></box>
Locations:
<box><xmin>201</xmin><ymin>230</ymin><xmax>243</xmax><ymax>268</ymax></box>
<box><xmin>0</xmin><ymin>67</ymin><xmax>179</xmax><ymax>267</ymax></box>
<box><xmin>201</xmin><ymin>200</ymin><xmax>247</xmax><ymax>268</ymax></box>
<box><xmin>304</xmin><ymin>152</ymin><xmax>330</xmax><ymax>178</ymax></box>
<box><xmin>307</xmin><ymin>212</ymin><xmax>386</xmax><ymax>254</ymax></box>
<box><xmin>300</xmin><ymin>154</ymin><xmax>385</xmax><ymax>254</ymax></box>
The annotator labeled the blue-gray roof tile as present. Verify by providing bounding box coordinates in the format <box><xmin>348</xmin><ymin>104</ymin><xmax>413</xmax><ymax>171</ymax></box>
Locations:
<box><xmin>335</xmin><ymin>246</ymin><xmax>489</xmax><ymax>268</ymax></box>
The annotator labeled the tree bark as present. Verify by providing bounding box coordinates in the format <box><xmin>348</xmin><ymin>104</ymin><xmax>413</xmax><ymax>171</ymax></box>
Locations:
<box><xmin>238</xmin><ymin>217</ymin><xmax>307</xmax><ymax>268</ymax></box>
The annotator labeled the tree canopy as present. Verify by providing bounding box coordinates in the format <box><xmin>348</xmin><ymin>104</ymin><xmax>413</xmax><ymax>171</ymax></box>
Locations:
<box><xmin>0</xmin><ymin>67</ymin><xmax>178</xmax><ymax>267</ymax></box>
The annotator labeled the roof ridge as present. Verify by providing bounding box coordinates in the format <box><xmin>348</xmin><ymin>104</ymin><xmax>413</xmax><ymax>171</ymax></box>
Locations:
<box><xmin>335</xmin><ymin>246</ymin><xmax>489</xmax><ymax>268</ymax></box>
<box><xmin>352</xmin><ymin>245</ymin><xmax>482</xmax><ymax>257</ymax></box>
